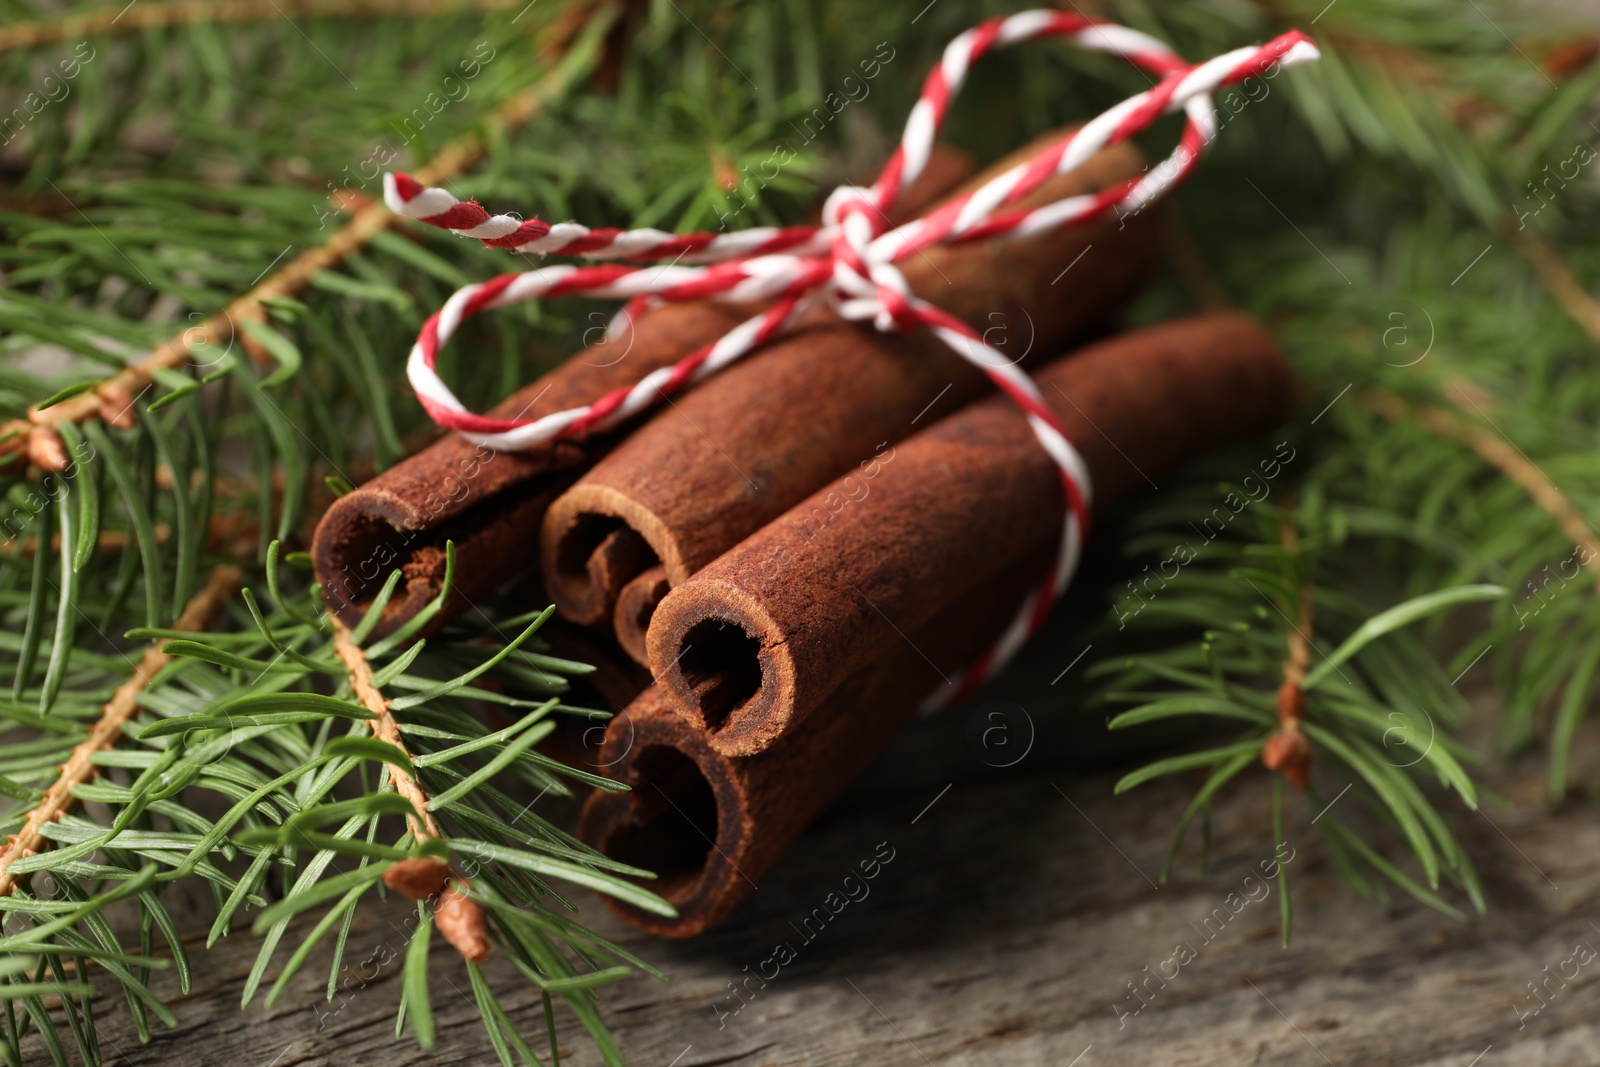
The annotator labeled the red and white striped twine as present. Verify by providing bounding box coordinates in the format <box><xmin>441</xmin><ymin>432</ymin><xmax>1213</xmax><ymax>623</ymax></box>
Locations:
<box><xmin>387</xmin><ymin>12</ymin><xmax>1319</xmax><ymax>709</ymax></box>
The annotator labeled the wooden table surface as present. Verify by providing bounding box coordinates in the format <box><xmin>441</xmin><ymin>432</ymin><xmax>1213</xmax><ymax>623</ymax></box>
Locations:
<box><xmin>36</xmin><ymin>606</ymin><xmax>1600</xmax><ymax>1067</ymax></box>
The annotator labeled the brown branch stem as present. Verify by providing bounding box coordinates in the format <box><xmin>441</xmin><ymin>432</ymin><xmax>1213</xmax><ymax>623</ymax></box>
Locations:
<box><xmin>331</xmin><ymin>626</ymin><xmax>443</xmax><ymax>844</ymax></box>
<box><xmin>1508</xmin><ymin>226</ymin><xmax>1600</xmax><ymax>349</ymax></box>
<box><xmin>331</xmin><ymin>624</ymin><xmax>490</xmax><ymax>962</ymax></box>
<box><xmin>0</xmin><ymin>563</ymin><xmax>242</xmax><ymax>898</ymax></box>
<box><xmin>1263</xmin><ymin>521</ymin><xmax>1314</xmax><ymax>790</ymax></box>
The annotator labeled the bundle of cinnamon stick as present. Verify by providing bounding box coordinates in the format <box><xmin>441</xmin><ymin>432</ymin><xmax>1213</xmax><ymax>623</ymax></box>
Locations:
<box><xmin>312</xmin><ymin>132</ymin><xmax>1294</xmax><ymax>939</ymax></box>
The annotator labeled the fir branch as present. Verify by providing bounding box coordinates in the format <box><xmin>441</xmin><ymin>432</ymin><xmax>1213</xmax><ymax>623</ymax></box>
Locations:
<box><xmin>0</xmin><ymin>562</ymin><xmax>240</xmax><ymax>898</ymax></box>
<box><xmin>1364</xmin><ymin>387</ymin><xmax>1600</xmax><ymax>595</ymax></box>
<box><xmin>7</xmin><ymin>0</ymin><xmax>617</xmax><ymax>460</ymax></box>
<box><xmin>0</xmin><ymin>0</ymin><xmax>533</xmax><ymax>54</ymax></box>
<box><xmin>3</xmin><ymin>1</ymin><xmax>1592</xmax><ymax>1055</ymax></box>
<box><xmin>1096</xmin><ymin>489</ymin><xmax>1495</xmax><ymax>927</ymax></box>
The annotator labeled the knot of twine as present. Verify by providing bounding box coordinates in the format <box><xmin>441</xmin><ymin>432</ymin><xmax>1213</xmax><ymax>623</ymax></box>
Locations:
<box><xmin>387</xmin><ymin>12</ymin><xmax>1319</xmax><ymax>706</ymax></box>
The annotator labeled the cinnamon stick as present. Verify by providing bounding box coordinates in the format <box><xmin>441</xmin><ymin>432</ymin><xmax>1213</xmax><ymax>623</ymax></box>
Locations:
<box><xmin>576</xmin><ymin>546</ymin><xmax>1055</xmax><ymax>938</ymax></box>
<box><xmin>540</xmin><ymin>129</ymin><xmax>1166</xmax><ymax>633</ymax></box>
<box><xmin>311</xmin><ymin>149</ymin><xmax>977</xmax><ymax>639</ymax></box>
<box><xmin>311</xmin><ymin>302</ymin><xmax>740</xmax><ymax>638</ymax></box>
<box><xmin>649</xmin><ymin>313</ymin><xmax>1290</xmax><ymax>755</ymax></box>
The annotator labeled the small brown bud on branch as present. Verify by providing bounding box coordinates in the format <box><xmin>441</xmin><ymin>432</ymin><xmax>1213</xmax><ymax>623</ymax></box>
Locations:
<box><xmin>26</xmin><ymin>427</ymin><xmax>68</xmax><ymax>473</ymax></box>
<box><xmin>1262</xmin><ymin>719</ymin><xmax>1312</xmax><ymax>792</ymax></box>
<box><xmin>434</xmin><ymin>880</ymin><xmax>491</xmax><ymax>964</ymax></box>
<box><xmin>383</xmin><ymin>857</ymin><xmax>451</xmax><ymax>901</ymax></box>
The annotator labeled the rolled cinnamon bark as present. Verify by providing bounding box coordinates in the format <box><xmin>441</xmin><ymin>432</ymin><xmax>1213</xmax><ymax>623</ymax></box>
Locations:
<box><xmin>614</xmin><ymin>563</ymin><xmax>669</xmax><ymax>665</ymax></box>
<box><xmin>648</xmin><ymin>313</ymin><xmax>1290</xmax><ymax>755</ymax></box>
<box><xmin>541</xmin><ymin>132</ymin><xmax>1165</xmax><ymax>632</ymax></box>
<box><xmin>577</xmin><ymin>548</ymin><xmax>1049</xmax><ymax>938</ymax></box>
<box><xmin>310</xmin><ymin>150</ymin><xmax>977</xmax><ymax>639</ymax></box>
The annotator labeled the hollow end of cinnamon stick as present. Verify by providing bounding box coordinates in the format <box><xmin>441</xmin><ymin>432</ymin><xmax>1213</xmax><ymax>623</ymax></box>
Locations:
<box><xmin>315</xmin><ymin>500</ymin><xmax>446</xmax><ymax>631</ymax></box>
<box><xmin>576</xmin><ymin>691</ymin><xmax>748</xmax><ymax>939</ymax></box>
<box><xmin>314</xmin><ymin>476</ymin><xmax>561</xmax><ymax>638</ymax></box>
<box><xmin>311</xmin><ymin>301</ymin><xmax>746</xmax><ymax>639</ymax></box>
<box><xmin>614</xmin><ymin>564</ymin><xmax>670</xmax><ymax>665</ymax></box>
<box><xmin>542</xmin><ymin>483</ymin><xmax>671</xmax><ymax>626</ymax></box>
<box><xmin>645</xmin><ymin>583</ymin><xmax>793</xmax><ymax>750</ymax></box>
